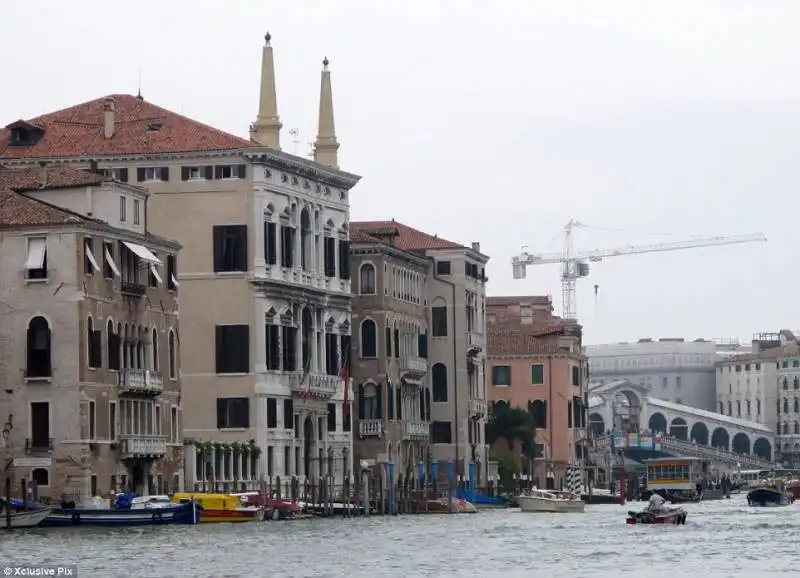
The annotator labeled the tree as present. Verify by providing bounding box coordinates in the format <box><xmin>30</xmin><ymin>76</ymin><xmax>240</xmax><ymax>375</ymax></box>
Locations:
<box><xmin>486</xmin><ymin>401</ymin><xmax>537</xmax><ymax>459</ymax></box>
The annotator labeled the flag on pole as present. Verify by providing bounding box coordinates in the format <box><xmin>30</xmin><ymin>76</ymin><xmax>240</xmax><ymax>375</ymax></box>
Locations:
<box><xmin>301</xmin><ymin>353</ymin><xmax>312</xmax><ymax>400</ymax></box>
<box><xmin>340</xmin><ymin>340</ymin><xmax>351</xmax><ymax>418</ymax></box>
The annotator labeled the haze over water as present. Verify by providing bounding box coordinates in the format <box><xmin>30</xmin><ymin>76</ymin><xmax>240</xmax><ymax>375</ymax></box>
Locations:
<box><xmin>0</xmin><ymin>497</ymin><xmax>795</xmax><ymax>577</ymax></box>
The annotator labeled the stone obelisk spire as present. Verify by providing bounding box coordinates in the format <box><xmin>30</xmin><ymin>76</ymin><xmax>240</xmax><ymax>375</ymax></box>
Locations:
<box><xmin>250</xmin><ymin>32</ymin><xmax>282</xmax><ymax>149</ymax></box>
<box><xmin>313</xmin><ymin>57</ymin><xmax>339</xmax><ymax>168</ymax></box>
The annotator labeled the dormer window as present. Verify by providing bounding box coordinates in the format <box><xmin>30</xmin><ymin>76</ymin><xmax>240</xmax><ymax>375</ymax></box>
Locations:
<box><xmin>5</xmin><ymin>120</ymin><xmax>44</xmax><ymax>147</ymax></box>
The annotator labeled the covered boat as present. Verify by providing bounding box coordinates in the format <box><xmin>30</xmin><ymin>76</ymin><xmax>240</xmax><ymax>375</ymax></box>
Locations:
<box><xmin>747</xmin><ymin>483</ymin><xmax>794</xmax><ymax>507</ymax></box>
<box><xmin>40</xmin><ymin>494</ymin><xmax>200</xmax><ymax>527</ymax></box>
<box><xmin>172</xmin><ymin>492</ymin><xmax>264</xmax><ymax>522</ymax></box>
<box><xmin>0</xmin><ymin>499</ymin><xmax>52</xmax><ymax>529</ymax></box>
<box><xmin>626</xmin><ymin>494</ymin><xmax>687</xmax><ymax>525</ymax></box>
<box><xmin>517</xmin><ymin>489</ymin><xmax>585</xmax><ymax>513</ymax></box>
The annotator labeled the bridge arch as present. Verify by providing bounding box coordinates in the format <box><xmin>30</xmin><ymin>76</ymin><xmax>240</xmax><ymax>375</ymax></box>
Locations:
<box><xmin>690</xmin><ymin>422</ymin><xmax>709</xmax><ymax>446</ymax></box>
<box><xmin>732</xmin><ymin>432</ymin><xmax>750</xmax><ymax>454</ymax></box>
<box><xmin>588</xmin><ymin>412</ymin><xmax>605</xmax><ymax>437</ymax></box>
<box><xmin>710</xmin><ymin>427</ymin><xmax>729</xmax><ymax>450</ymax></box>
<box><xmin>669</xmin><ymin>417</ymin><xmax>688</xmax><ymax>440</ymax></box>
<box><xmin>753</xmin><ymin>437</ymin><xmax>771</xmax><ymax>461</ymax></box>
<box><xmin>648</xmin><ymin>412</ymin><xmax>667</xmax><ymax>434</ymax></box>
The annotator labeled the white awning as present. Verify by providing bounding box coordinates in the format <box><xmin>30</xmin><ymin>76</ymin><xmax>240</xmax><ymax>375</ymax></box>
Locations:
<box><xmin>104</xmin><ymin>247</ymin><xmax>121</xmax><ymax>278</ymax></box>
<box><xmin>85</xmin><ymin>243</ymin><xmax>100</xmax><ymax>272</ymax></box>
<box><xmin>24</xmin><ymin>238</ymin><xmax>46</xmax><ymax>270</ymax></box>
<box><xmin>150</xmin><ymin>264</ymin><xmax>163</xmax><ymax>285</ymax></box>
<box><xmin>171</xmin><ymin>274</ymin><xmax>180</xmax><ymax>288</ymax></box>
<box><xmin>122</xmin><ymin>241</ymin><xmax>161</xmax><ymax>265</ymax></box>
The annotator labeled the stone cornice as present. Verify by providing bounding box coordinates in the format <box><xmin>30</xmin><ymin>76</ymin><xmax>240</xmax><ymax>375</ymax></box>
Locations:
<box><xmin>0</xmin><ymin>149</ymin><xmax>248</xmax><ymax>167</ymax></box>
<box><xmin>245</xmin><ymin>148</ymin><xmax>361</xmax><ymax>190</ymax></box>
<box><xmin>0</xmin><ymin>221</ymin><xmax>181</xmax><ymax>251</ymax></box>
<box><xmin>490</xmin><ymin>352</ymin><xmax>584</xmax><ymax>362</ymax></box>
<box><xmin>251</xmin><ymin>278</ymin><xmax>352</xmax><ymax>309</ymax></box>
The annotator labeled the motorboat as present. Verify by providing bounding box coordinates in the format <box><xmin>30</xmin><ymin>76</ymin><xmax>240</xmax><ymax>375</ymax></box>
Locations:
<box><xmin>784</xmin><ymin>479</ymin><xmax>800</xmax><ymax>500</ymax></box>
<box><xmin>747</xmin><ymin>484</ymin><xmax>794</xmax><ymax>507</ymax></box>
<box><xmin>40</xmin><ymin>494</ymin><xmax>200</xmax><ymax>527</ymax></box>
<box><xmin>517</xmin><ymin>489</ymin><xmax>585</xmax><ymax>513</ymax></box>
<box><xmin>626</xmin><ymin>507</ymin><xmax>687</xmax><ymax>525</ymax></box>
<box><xmin>0</xmin><ymin>499</ymin><xmax>52</xmax><ymax>529</ymax></box>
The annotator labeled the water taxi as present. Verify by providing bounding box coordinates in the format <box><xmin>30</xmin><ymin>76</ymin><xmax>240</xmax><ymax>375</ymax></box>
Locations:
<box><xmin>172</xmin><ymin>492</ymin><xmax>264</xmax><ymax>523</ymax></box>
<box><xmin>644</xmin><ymin>457</ymin><xmax>708</xmax><ymax>502</ymax></box>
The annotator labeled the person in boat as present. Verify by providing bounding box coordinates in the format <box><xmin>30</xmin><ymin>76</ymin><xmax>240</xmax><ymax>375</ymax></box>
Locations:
<box><xmin>645</xmin><ymin>493</ymin><xmax>668</xmax><ymax>514</ymax></box>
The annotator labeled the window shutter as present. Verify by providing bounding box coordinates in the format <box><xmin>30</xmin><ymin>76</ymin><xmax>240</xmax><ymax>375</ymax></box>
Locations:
<box><xmin>394</xmin><ymin>329</ymin><xmax>400</xmax><ymax>358</ymax></box>
<box><xmin>204</xmin><ymin>166</ymin><xmax>214</xmax><ymax>179</ymax></box>
<box><xmin>237</xmin><ymin>164</ymin><xmax>247</xmax><ymax>179</ymax></box>
<box><xmin>385</xmin><ymin>327</ymin><xmax>391</xmax><ymax>357</ymax></box>
<box><xmin>214</xmin><ymin>166</ymin><xmax>223</xmax><ymax>179</ymax></box>
<box><xmin>26</xmin><ymin>328</ymin><xmax>35</xmax><ymax>375</ymax></box>
<box><xmin>91</xmin><ymin>331</ymin><xmax>103</xmax><ymax>368</ymax></box>
<box><xmin>234</xmin><ymin>225</ymin><xmax>248</xmax><ymax>271</ymax></box>
<box><xmin>375</xmin><ymin>383</ymin><xmax>383</xmax><ymax>419</ymax></box>
<box><xmin>119</xmin><ymin>168</ymin><xmax>129</xmax><ymax>182</ymax></box>
<box><xmin>418</xmin><ymin>332</ymin><xmax>428</xmax><ymax>358</ymax></box>
<box><xmin>215</xmin><ymin>326</ymin><xmax>225</xmax><ymax>373</ymax></box>
<box><xmin>42</xmin><ymin>327</ymin><xmax>52</xmax><ymax>376</ymax></box>
<box><xmin>136</xmin><ymin>168</ymin><xmax>145</xmax><ymax>182</ymax></box>
<box><xmin>160</xmin><ymin>167</ymin><xmax>169</xmax><ymax>181</ymax></box>
<box><xmin>181</xmin><ymin>167</ymin><xmax>189</xmax><ymax>181</ymax></box>
<box><xmin>216</xmin><ymin>398</ymin><xmax>226</xmax><ymax>429</ymax></box>
<box><xmin>395</xmin><ymin>387</ymin><xmax>402</xmax><ymax>420</ymax></box>
<box><xmin>231</xmin><ymin>325</ymin><xmax>250</xmax><ymax>373</ymax></box>
<box><xmin>357</xmin><ymin>384</ymin><xmax>365</xmax><ymax>420</ymax></box>
<box><xmin>387</xmin><ymin>384</ymin><xmax>394</xmax><ymax>420</ymax></box>
<box><xmin>338</xmin><ymin>240</ymin><xmax>350</xmax><ymax>279</ymax></box>
<box><xmin>212</xmin><ymin>226</ymin><xmax>223</xmax><ymax>272</ymax></box>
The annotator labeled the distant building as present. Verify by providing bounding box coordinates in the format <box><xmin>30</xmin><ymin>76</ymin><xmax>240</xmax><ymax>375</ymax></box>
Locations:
<box><xmin>486</xmin><ymin>296</ymin><xmax>587</xmax><ymax>489</ymax></box>
<box><xmin>349</xmin><ymin>221</ymin><xmax>489</xmax><ymax>483</ymax></box>
<box><xmin>0</xmin><ymin>166</ymin><xmax>181</xmax><ymax>500</ymax></box>
<box><xmin>584</xmin><ymin>338</ymin><xmax>720</xmax><ymax>411</ymax></box>
<box><xmin>715</xmin><ymin>330</ymin><xmax>800</xmax><ymax>463</ymax></box>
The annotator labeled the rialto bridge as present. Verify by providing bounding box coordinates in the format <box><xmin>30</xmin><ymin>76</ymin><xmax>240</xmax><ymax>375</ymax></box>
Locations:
<box><xmin>588</xmin><ymin>380</ymin><xmax>775</xmax><ymax>465</ymax></box>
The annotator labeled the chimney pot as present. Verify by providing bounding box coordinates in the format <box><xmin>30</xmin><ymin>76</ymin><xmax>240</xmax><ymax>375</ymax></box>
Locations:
<box><xmin>103</xmin><ymin>97</ymin><xmax>116</xmax><ymax>139</ymax></box>
<box><xmin>471</xmin><ymin>242</ymin><xmax>481</xmax><ymax>252</ymax></box>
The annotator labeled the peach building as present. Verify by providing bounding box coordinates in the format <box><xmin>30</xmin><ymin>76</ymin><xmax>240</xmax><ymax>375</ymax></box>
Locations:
<box><xmin>486</xmin><ymin>296</ymin><xmax>587</xmax><ymax>488</ymax></box>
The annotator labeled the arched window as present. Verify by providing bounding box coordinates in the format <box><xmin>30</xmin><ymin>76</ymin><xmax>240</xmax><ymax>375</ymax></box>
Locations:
<box><xmin>395</xmin><ymin>385</ymin><xmax>402</xmax><ymax>420</ymax></box>
<box><xmin>26</xmin><ymin>316</ymin><xmax>51</xmax><ymax>378</ymax></box>
<box><xmin>736</xmin><ymin>400</ymin><xmax>741</xmax><ymax>416</ymax></box>
<box><xmin>359</xmin><ymin>263</ymin><xmax>376</xmax><ymax>295</ymax></box>
<box><xmin>152</xmin><ymin>328</ymin><xmax>159</xmax><ymax>372</ymax></box>
<box><xmin>784</xmin><ymin>422</ymin><xmax>789</xmax><ymax>435</ymax></box>
<box><xmin>359</xmin><ymin>382</ymin><xmax>381</xmax><ymax>420</ymax></box>
<box><xmin>106</xmin><ymin>320</ymin><xmax>115</xmax><ymax>369</ymax></box>
<box><xmin>168</xmin><ymin>331</ymin><xmax>177</xmax><ymax>379</ymax></box>
<box><xmin>31</xmin><ymin>468</ymin><xmax>49</xmax><ymax>487</ymax></box>
<box><xmin>424</xmin><ymin>388</ymin><xmax>431</xmax><ymax>421</ymax></box>
<box><xmin>784</xmin><ymin>378</ymin><xmax>789</xmax><ymax>390</ymax></box>
<box><xmin>757</xmin><ymin>399</ymin><xmax>761</xmax><ymax>414</ymax></box>
<box><xmin>387</xmin><ymin>381</ymin><xmax>394</xmax><ymax>420</ymax></box>
<box><xmin>794</xmin><ymin>377</ymin><xmax>799</xmax><ymax>390</ymax></box>
<box><xmin>529</xmin><ymin>399</ymin><xmax>547</xmax><ymax>428</ymax></box>
<box><xmin>718</xmin><ymin>401</ymin><xmax>724</xmax><ymax>414</ymax></box>
<box><xmin>728</xmin><ymin>401</ymin><xmax>732</xmax><ymax>415</ymax></box>
<box><xmin>746</xmin><ymin>400</ymin><xmax>751</xmax><ymax>414</ymax></box>
<box><xmin>784</xmin><ymin>398</ymin><xmax>789</xmax><ymax>414</ymax></box>
<box><xmin>432</xmin><ymin>363</ymin><xmax>448</xmax><ymax>402</ymax></box>
<box><xmin>360</xmin><ymin>320</ymin><xmax>377</xmax><ymax>358</ymax></box>
<box><xmin>794</xmin><ymin>398</ymin><xmax>799</xmax><ymax>413</ymax></box>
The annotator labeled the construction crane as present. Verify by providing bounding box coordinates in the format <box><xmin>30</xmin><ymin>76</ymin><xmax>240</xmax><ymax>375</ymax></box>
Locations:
<box><xmin>511</xmin><ymin>219</ymin><xmax>768</xmax><ymax>321</ymax></box>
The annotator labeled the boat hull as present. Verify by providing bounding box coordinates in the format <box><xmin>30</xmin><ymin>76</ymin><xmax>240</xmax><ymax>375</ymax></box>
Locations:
<box><xmin>1</xmin><ymin>508</ymin><xmax>52</xmax><ymax>529</ymax></box>
<box><xmin>40</xmin><ymin>502</ymin><xmax>200</xmax><ymax>527</ymax></box>
<box><xmin>746</xmin><ymin>488</ymin><xmax>794</xmax><ymax>507</ymax></box>
<box><xmin>786</xmin><ymin>482</ymin><xmax>800</xmax><ymax>500</ymax></box>
<box><xmin>199</xmin><ymin>508</ymin><xmax>264</xmax><ymax>523</ymax></box>
<box><xmin>518</xmin><ymin>496</ymin><xmax>585</xmax><ymax>513</ymax></box>
<box><xmin>626</xmin><ymin>509</ymin><xmax>687</xmax><ymax>525</ymax></box>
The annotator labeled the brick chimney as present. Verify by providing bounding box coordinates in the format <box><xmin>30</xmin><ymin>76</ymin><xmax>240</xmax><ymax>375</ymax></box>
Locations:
<box><xmin>38</xmin><ymin>161</ymin><xmax>47</xmax><ymax>188</ymax></box>
<box><xmin>103</xmin><ymin>97</ymin><xmax>116</xmax><ymax>139</ymax></box>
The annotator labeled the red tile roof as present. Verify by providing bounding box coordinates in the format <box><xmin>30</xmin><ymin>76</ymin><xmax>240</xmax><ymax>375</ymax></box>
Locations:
<box><xmin>487</xmin><ymin>296</ymin><xmax>553</xmax><ymax>307</ymax></box>
<box><xmin>0</xmin><ymin>94</ymin><xmax>252</xmax><ymax>159</ymax></box>
<box><xmin>0</xmin><ymin>186</ymin><xmax>88</xmax><ymax>228</ymax></box>
<box><xmin>488</xmin><ymin>329</ymin><xmax>567</xmax><ymax>356</ymax></box>
<box><xmin>0</xmin><ymin>165</ymin><xmax>104</xmax><ymax>192</ymax></box>
<box><xmin>350</xmin><ymin>220</ymin><xmax>467</xmax><ymax>252</ymax></box>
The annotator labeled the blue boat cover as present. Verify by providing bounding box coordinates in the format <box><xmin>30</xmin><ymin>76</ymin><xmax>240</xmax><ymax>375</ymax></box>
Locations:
<box><xmin>6</xmin><ymin>498</ymin><xmax>37</xmax><ymax>509</ymax></box>
<box><xmin>114</xmin><ymin>493</ymin><xmax>140</xmax><ymax>510</ymax></box>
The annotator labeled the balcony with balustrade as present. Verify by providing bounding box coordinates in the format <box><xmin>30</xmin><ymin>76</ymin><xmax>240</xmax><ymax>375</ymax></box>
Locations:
<box><xmin>359</xmin><ymin>419</ymin><xmax>383</xmax><ymax>438</ymax></box>
<box><xmin>118</xmin><ymin>369</ymin><xmax>163</xmax><ymax>395</ymax></box>
<box><xmin>119</xmin><ymin>435</ymin><xmax>167</xmax><ymax>459</ymax></box>
<box><xmin>399</xmin><ymin>356</ymin><xmax>428</xmax><ymax>381</ymax></box>
<box><xmin>289</xmin><ymin>372</ymin><xmax>341</xmax><ymax>399</ymax></box>
<box><xmin>402</xmin><ymin>419</ymin><xmax>430</xmax><ymax>441</ymax></box>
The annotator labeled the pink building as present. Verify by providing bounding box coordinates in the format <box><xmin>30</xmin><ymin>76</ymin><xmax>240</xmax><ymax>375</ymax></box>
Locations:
<box><xmin>487</xmin><ymin>296</ymin><xmax>587</xmax><ymax>488</ymax></box>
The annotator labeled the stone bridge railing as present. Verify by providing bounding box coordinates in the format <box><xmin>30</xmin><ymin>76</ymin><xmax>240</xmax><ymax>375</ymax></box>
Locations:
<box><xmin>592</xmin><ymin>434</ymin><xmax>775</xmax><ymax>470</ymax></box>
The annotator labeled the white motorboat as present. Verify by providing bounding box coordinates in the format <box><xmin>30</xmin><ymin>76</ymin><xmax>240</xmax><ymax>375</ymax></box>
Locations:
<box><xmin>1</xmin><ymin>507</ymin><xmax>52</xmax><ymax>529</ymax></box>
<box><xmin>517</xmin><ymin>489</ymin><xmax>585</xmax><ymax>513</ymax></box>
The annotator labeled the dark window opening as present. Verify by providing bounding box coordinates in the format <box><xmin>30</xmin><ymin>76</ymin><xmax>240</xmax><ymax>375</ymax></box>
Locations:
<box><xmin>213</xmin><ymin>225</ymin><xmax>248</xmax><ymax>273</ymax></box>
<box><xmin>215</xmin><ymin>325</ymin><xmax>250</xmax><ymax>374</ymax></box>
<box><xmin>216</xmin><ymin>397</ymin><xmax>250</xmax><ymax>429</ymax></box>
<box><xmin>431</xmin><ymin>307</ymin><xmax>447</xmax><ymax>337</ymax></box>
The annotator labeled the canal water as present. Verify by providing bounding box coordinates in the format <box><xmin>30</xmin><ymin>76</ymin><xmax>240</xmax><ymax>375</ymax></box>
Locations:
<box><xmin>1</xmin><ymin>495</ymin><xmax>796</xmax><ymax>577</ymax></box>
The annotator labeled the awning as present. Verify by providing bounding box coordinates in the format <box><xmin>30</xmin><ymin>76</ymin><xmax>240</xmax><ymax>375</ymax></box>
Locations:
<box><xmin>85</xmin><ymin>243</ymin><xmax>100</xmax><ymax>272</ymax></box>
<box><xmin>122</xmin><ymin>241</ymin><xmax>161</xmax><ymax>265</ymax></box>
<box><xmin>150</xmin><ymin>264</ymin><xmax>162</xmax><ymax>285</ymax></box>
<box><xmin>170</xmin><ymin>273</ymin><xmax>180</xmax><ymax>288</ymax></box>
<box><xmin>24</xmin><ymin>238</ymin><xmax>46</xmax><ymax>270</ymax></box>
<box><xmin>104</xmin><ymin>247</ymin><xmax>121</xmax><ymax>278</ymax></box>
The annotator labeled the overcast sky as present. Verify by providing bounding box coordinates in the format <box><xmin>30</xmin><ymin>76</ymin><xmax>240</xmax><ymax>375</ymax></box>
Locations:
<box><xmin>1</xmin><ymin>1</ymin><xmax>796</xmax><ymax>345</ymax></box>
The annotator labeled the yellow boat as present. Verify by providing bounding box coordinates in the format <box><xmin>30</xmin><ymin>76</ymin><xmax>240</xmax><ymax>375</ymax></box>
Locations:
<box><xmin>172</xmin><ymin>492</ymin><xmax>264</xmax><ymax>523</ymax></box>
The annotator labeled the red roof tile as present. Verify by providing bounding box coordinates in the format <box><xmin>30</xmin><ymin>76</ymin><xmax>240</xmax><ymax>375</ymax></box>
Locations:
<box><xmin>350</xmin><ymin>220</ymin><xmax>467</xmax><ymax>252</ymax></box>
<box><xmin>0</xmin><ymin>186</ymin><xmax>87</xmax><ymax>228</ymax></box>
<box><xmin>0</xmin><ymin>165</ymin><xmax>104</xmax><ymax>192</ymax></box>
<box><xmin>0</xmin><ymin>94</ymin><xmax>251</xmax><ymax>159</ymax></box>
<box><xmin>488</xmin><ymin>329</ymin><xmax>566</xmax><ymax>356</ymax></box>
